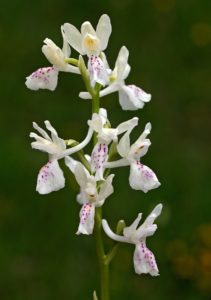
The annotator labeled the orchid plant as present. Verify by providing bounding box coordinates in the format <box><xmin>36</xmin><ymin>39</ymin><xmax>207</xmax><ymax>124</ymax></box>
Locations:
<box><xmin>26</xmin><ymin>14</ymin><xmax>163</xmax><ymax>300</ymax></box>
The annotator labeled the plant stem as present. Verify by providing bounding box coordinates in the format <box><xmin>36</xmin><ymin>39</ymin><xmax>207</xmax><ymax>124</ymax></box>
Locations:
<box><xmin>92</xmin><ymin>89</ymin><xmax>110</xmax><ymax>300</ymax></box>
<box><xmin>95</xmin><ymin>207</ymin><xmax>110</xmax><ymax>300</ymax></box>
<box><xmin>80</xmin><ymin>61</ymin><xmax>110</xmax><ymax>299</ymax></box>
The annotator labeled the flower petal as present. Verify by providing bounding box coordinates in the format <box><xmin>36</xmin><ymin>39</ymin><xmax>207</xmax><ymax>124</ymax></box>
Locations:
<box><xmin>133</xmin><ymin>242</ymin><xmax>159</xmax><ymax>276</ymax></box>
<box><xmin>42</xmin><ymin>38</ymin><xmax>66</xmax><ymax>69</ymax></box>
<box><xmin>65</xmin><ymin>156</ymin><xmax>79</xmax><ymax>173</ymax></box>
<box><xmin>63</xmin><ymin>23</ymin><xmax>84</xmax><ymax>54</ymax></box>
<box><xmin>141</xmin><ymin>204</ymin><xmax>163</xmax><ymax>228</ymax></box>
<box><xmin>117</xmin><ymin>129</ymin><xmax>132</xmax><ymax>158</ymax></box>
<box><xmin>102</xmin><ymin>219</ymin><xmax>130</xmax><ymax>243</ymax></box>
<box><xmin>88</xmin><ymin>108</ymin><xmax>107</xmax><ymax>135</ymax></box>
<box><xmin>116</xmin><ymin>117</ymin><xmax>138</xmax><ymax>135</ymax></box>
<box><xmin>81</xmin><ymin>21</ymin><xmax>96</xmax><ymax>37</ymax></box>
<box><xmin>128</xmin><ymin>85</ymin><xmax>151</xmax><ymax>102</ymax></box>
<box><xmin>129</xmin><ymin>122</ymin><xmax>152</xmax><ymax>160</ymax></box>
<box><xmin>61</xmin><ymin>25</ymin><xmax>71</xmax><ymax>58</ymax></box>
<box><xmin>32</xmin><ymin>122</ymin><xmax>51</xmax><ymax>141</ymax></box>
<box><xmin>123</xmin><ymin>213</ymin><xmax>142</xmax><ymax>240</ymax></box>
<box><xmin>129</xmin><ymin>161</ymin><xmax>161</xmax><ymax>192</ymax></box>
<box><xmin>25</xmin><ymin>67</ymin><xmax>59</xmax><ymax>91</ymax></box>
<box><xmin>44</xmin><ymin>120</ymin><xmax>66</xmax><ymax>150</ymax></box>
<box><xmin>91</xmin><ymin>143</ymin><xmax>108</xmax><ymax>180</ymax></box>
<box><xmin>88</xmin><ymin>55</ymin><xmax>109</xmax><ymax>87</ymax></box>
<box><xmin>36</xmin><ymin>160</ymin><xmax>65</xmax><ymax>194</ymax></box>
<box><xmin>99</xmin><ymin>83</ymin><xmax>119</xmax><ymax>98</ymax></box>
<box><xmin>96</xmin><ymin>14</ymin><xmax>112</xmax><ymax>51</ymax></box>
<box><xmin>30</xmin><ymin>133</ymin><xmax>57</xmax><ymax>154</ymax></box>
<box><xmin>79</xmin><ymin>91</ymin><xmax>92</xmax><ymax>99</ymax></box>
<box><xmin>74</xmin><ymin>162</ymin><xmax>90</xmax><ymax>189</ymax></box>
<box><xmin>76</xmin><ymin>203</ymin><xmax>95</xmax><ymax>235</ymax></box>
<box><xmin>115</xmin><ymin>46</ymin><xmax>130</xmax><ymax>81</ymax></box>
<box><xmin>97</xmin><ymin>174</ymin><xmax>115</xmax><ymax>206</ymax></box>
<box><xmin>119</xmin><ymin>85</ymin><xmax>151</xmax><ymax>111</ymax></box>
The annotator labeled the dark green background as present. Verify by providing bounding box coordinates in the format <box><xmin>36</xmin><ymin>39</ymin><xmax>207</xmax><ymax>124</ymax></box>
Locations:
<box><xmin>1</xmin><ymin>0</ymin><xmax>211</xmax><ymax>299</ymax></box>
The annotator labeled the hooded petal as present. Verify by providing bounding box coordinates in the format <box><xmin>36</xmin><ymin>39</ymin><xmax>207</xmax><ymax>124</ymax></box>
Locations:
<box><xmin>25</xmin><ymin>67</ymin><xmax>59</xmax><ymax>91</ymax></box>
<box><xmin>81</xmin><ymin>21</ymin><xmax>96</xmax><ymax>37</ymax></box>
<box><xmin>63</xmin><ymin>23</ymin><xmax>85</xmax><ymax>54</ymax></box>
<box><xmin>42</xmin><ymin>33</ymin><xmax>79</xmax><ymax>74</ymax></box>
<box><xmin>88</xmin><ymin>55</ymin><xmax>109</xmax><ymax>87</ymax></box>
<box><xmin>76</xmin><ymin>203</ymin><xmax>95</xmax><ymax>235</ymax></box>
<box><xmin>129</xmin><ymin>161</ymin><xmax>161</xmax><ymax>192</ymax></box>
<box><xmin>81</xmin><ymin>21</ymin><xmax>101</xmax><ymax>55</ymax></box>
<box><xmin>42</xmin><ymin>38</ymin><xmax>66</xmax><ymax>69</ymax></box>
<box><xmin>133</xmin><ymin>242</ymin><xmax>159</xmax><ymax>276</ymax></box>
<box><xmin>88</xmin><ymin>108</ymin><xmax>107</xmax><ymax>133</ymax></box>
<box><xmin>36</xmin><ymin>160</ymin><xmax>65</xmax><ymax>194</ymax></box>
<box><xmin>96</xmin><ymin>14</ymin><xmax>112</xmax><ymax>51</ymax></box>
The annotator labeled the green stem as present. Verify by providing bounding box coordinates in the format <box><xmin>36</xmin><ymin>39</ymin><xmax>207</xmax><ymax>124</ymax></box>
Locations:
<box><xmin>79</xmin><ymin>60</ymin><xmax>110</xmax><ymax>300</ymax></box>
<box><xmin>104</xmin><ymin>244</ymin><xmax>119</xmax><ymax>266</ymax></box>
<box><xmin>94</xmin><ymin>208</ymin><xmax>110</xmax><ymax>300</ymax></box>
<box><xmin>65</xmin><ymin>58</ymin><xmax>78</xmax><ymax>66</ymax></box>
<box><xmin>92</xmin><ymin>88</ymin><xmax>109</xmax><ymax>300</ymax></box>
<box><xmin>92</xmin><ymin>87</ymin><xmax>100</xmax><ymax>145</ymax></box>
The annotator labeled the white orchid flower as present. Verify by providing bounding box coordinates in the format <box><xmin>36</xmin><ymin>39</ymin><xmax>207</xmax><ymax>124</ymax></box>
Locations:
<box><xmin>30</xmin><ymin>121</ymin><xmax>93</xmax><ymax>194</ymax></box>
<box><xmin>25</xmin><ymin>26</ymin><xmax>79</xmax><ymax>91</ymax></box>
<box><xmin>79</xmin><ymin>46</ymin><xmax>151</xmax><ymax>110</ymax></box>
<box><xmin>102</xmin><ymin>204</ymin><xmax>163</xmax><ymax>276</ymax></box>
<box><xmin>65</xmin><ymin>157</ymin><xmax>114</xmax><ymax>235</ymax></box>
<box><xmin>63</xmin><ymin>14</ymin><xmax>112</xmax><ymax>87</ymax></box>
<box><xmin>105</xmin><ymin>123</ymin><xmax>160</xmax><ymax>193</ymax></box>
<box><xmin>30</xmin><ymin>121</ymin><xmax>66</xmax><ymax>194</ymax></box>
<box><xmin>88</xmin><ymin>108</ymin><xmax>139</xmax><ymax>180</ymax></box>
<box><xmin>63</xmin><ymin>14</ymin><xmax>111</xmax><ymax>57</ymax></box>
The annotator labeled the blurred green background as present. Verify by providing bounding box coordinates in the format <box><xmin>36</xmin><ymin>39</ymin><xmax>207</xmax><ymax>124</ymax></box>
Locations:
<box><xmin>0</xmin><ymin>0</ymin><xmax>211</xmax><ymax>299</ymax></box>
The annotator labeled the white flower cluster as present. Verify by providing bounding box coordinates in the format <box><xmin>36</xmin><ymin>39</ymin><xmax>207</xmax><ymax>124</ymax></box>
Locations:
<box><xmin>25</xmin><ymin>15</ymin><xmax>151</xmax><ymax>111</ymax></box>
<box><xmin>27</xmin><ymin>14</ymin><xmax>163</xmax><ymax>277</ymax></box>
